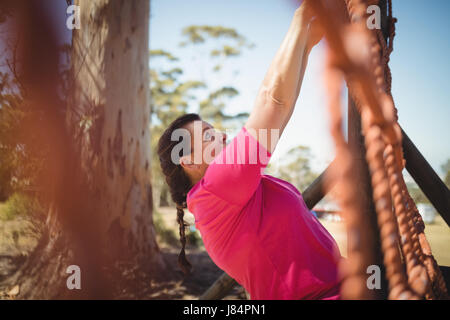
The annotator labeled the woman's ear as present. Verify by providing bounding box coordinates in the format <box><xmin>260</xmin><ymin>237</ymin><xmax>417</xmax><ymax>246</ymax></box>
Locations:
<box><xmin>179</xmin><ymin>156</ymin><xmax>189</xmax><ymax>169</ymax></box>
<box><xmin>179</xmin><ymin>155</ymin><xmax>197</xmax><ymax>171</ymax></box>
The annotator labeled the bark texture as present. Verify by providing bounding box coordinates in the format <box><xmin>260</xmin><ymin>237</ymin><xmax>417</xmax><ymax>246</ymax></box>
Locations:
<box><xmin>6</xmin><ymin>0</ymin><xmax>164</xmax><ymax>299</ymax></box>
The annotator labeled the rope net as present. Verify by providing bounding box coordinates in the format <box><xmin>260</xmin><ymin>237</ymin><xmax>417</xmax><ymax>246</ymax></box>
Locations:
<box><xmin>311</xmin><ymin>0</ymin><xmax>449</xmax><ymax>299</ymax></box>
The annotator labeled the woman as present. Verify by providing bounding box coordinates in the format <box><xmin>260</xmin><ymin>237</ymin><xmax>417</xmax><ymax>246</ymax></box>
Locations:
<box><xmin>157</xmin><ymin>2</ymin><xmax>342</xmax><ymax>300</ymax></box>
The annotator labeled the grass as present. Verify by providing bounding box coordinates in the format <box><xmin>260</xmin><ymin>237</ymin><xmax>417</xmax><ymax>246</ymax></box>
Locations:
<box><xmin>0</xmin><ymin>200</ymin><xmax>41</xmax><ymax>258</ymax></box>
<box><xmin>153</xmin><ymin>208</ymin><xmax>179</xmax><ymax>247</ymax></box>
<box><xmin>319</xmin><ymin>215</ymin><xmax>450</xmax><ymax>266</ymax></box>
<box><xmin>153</xmin><ymin>207</ymin><xmax>202</xmax><ymax>249</ymax></box>
<box><xmin>0</xmin><ymin>201</ymin><xmax>10</xmax><ymax>220</ymax></box>
<box><xmin>0</xmin><ymin>193</ymin><xmax>42</xmax><ymax>221</ymax></box>
<box><xmin>423</xmin><ymin>216</ymin><xmax>450</xmax><ymax>266</ymax></box>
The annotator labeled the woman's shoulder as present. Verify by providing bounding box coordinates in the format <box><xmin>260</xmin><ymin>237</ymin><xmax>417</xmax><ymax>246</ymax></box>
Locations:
<box><xmin>187</xmin><ymin>178</ymin><xmax>242</xmax><ymax>217</ymax></box>
<box><xmin>261</xmin><ymin>174</ymin><xmax>302</xmax><ymax>196</ymax></box>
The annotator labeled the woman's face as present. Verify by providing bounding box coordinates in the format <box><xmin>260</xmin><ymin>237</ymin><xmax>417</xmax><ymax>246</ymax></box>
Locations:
<box><xmin>179</xmin><ymin>120</ymin><xmax>227</xmax><ymax>182</ymax></box>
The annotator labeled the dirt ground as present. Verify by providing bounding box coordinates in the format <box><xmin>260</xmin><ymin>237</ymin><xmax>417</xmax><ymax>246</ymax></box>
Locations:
<box><xmin>0</xmin><ymin>213</ymin><xmax>40</xmax><ymax>284</ymax></box>
<box><xmin>0</xmin><ymin>204</ymin><xmax>245</xmax><ymax>300</ymax></box>
<box><xmin>141</xmin><ymin>246</ymin><xmax>246</xmax><ymax>300</ymax></box>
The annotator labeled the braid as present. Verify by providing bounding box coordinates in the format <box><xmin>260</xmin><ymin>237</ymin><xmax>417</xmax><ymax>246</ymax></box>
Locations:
<box><xmin>167</xmin><ymin>165</ymin><xmax>192</xmax><ymax>274</ymax></box>
<box><xmin>176</xmin><ymin>203</ymin><xmax>192</xmax><ymax>274</ymax></box>
<box><xmin>157</xmin><ymin>113</ymin><xmax>201</xmax><ymax>275</ymax></box>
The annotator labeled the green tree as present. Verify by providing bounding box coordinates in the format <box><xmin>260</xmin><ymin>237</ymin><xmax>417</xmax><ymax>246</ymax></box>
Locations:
<box><xmin>179</xmin><ymin>25</ymin><xmax>253</xmax><ymax>129</ymax></box>
<box><xmin>199</xmin><ymin>87</ymin><xmax>248</xmax><ymax>131</ymax></box>
<box><xmin>0</xmin><ymin>61</ymin><xmax>36</xmax><ymax>200</ymax></box>
<box><xmin>0</xmin><ymin>33</ymin><xmax>66</xmax><ymax>201</ymax></box>
<box><xmin>0</xmin><ymin>73</ymin><xmax>19</xmax><ymax>200</ymax></box>
<box><xmin>150</xmin><ymin>50</ymin><xmax>205</xmax><ymax>206</ymax></box>
<box><xmin>180</xmin><ymin>25</ymin><xmax>254</xmax><ymax>73</ymax></box>
<box><xmin>406</xmin><ymin>181</ymin><xmax>430</xmax><ymax>204</ymax></box>
<box><xmin>150</xmin><ymin>25</ymin><xmax>253</xmax><ymax>206</ymax></box>
<box><xmin>268</xmin><ymin>146</ymin><xmax>319</xmax><ymax>193</ymax></box>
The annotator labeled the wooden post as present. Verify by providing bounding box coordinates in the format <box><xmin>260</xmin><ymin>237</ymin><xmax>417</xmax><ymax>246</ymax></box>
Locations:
<box><xmin>341</xmin><ymin>0</ymin><xmax>391</xmax><ymax>299</ymax></box>
<box><xmin>348</xmin><ymin>97</ymin><xmax>387</xmax><ymax>299</ymax></box>
<box><xmin>402</xmin><ymin>129</ymin><xmax>450</xmax><ymax>227</ymax></box>
<box><xmin>377</xmin><ymin>0</ymin><xmax>449</xmax><ymax>225</ymax></box>
<box><xmin>199</xmin><ymin>272</ymin><xmax>238</xmax><ymax>300</ymax></box>
<box><xmin>383</xmin><ymin>0</ymin><xmax>449</xmax><ymax>227</ymax></box>
<box><xmin>302</xmin><ymin>162</ymin><xmax>336</xmax><ymax>209</ymax></box>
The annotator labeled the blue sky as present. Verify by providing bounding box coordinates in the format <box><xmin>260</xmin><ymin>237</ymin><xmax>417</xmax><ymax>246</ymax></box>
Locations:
<box><xmin>150</xmin><ymin>0</ymin><xmax>450</xmax><ymax>177</ymax></box>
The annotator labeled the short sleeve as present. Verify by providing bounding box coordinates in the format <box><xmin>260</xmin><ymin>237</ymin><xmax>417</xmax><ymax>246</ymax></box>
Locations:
<box><xmin>201</xmin><ymin>126</ymin><xmax>271</xmax><ymax>206</ymax></box>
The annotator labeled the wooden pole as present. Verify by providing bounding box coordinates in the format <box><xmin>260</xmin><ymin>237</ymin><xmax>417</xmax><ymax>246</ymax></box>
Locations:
<box><xmin>402</xmin><ymin>129</ymin><xmax>450</xmax><ymax>227</ymax></box>
<box><xmin>348</xmin><ymin>96</ymin><xmax>387</xmax><ymax>299</ymax></box>
<box><xmin>379</xmin><ymin>0</ymin><xmax>449</xmax><ymax>225</ymax></box>
<box><xmin>302</xmin><ymin>162</ymin><xmax>335</xmax><ymax>209</ymax></box>
<box><xmin>199</xmin><ymin>272</ymin><xmax>238</xmax><ymax>300</ymax></box>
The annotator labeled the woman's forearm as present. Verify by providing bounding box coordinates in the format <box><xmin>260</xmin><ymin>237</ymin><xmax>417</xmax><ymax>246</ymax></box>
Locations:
<box><xmin>280</xmin><ymin>44</ymin><xmax>311</xmax><ymax>129</ymax></box>
<box><xmin>245</xmin><ymin>4</ymin><xmax>317</xmax><ymax>153</ymax></box>
<box><xmin>260</xmin><ymin>8</ymin><xmax>312</xmax><ymax>107</ymax></box>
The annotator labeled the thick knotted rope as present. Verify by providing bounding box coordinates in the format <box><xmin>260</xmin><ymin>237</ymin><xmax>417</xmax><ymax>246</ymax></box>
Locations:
<box><xmin>312</xmin><ymin>0</ymin><xmax>448</xmax><ymax>299</ymax></box>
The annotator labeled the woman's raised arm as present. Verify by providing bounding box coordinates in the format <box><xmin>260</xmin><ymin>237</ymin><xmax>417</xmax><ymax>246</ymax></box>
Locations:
<box><xmin>245</xmin><ymin>1</ymin><xmax>322</xmax><ymax>153</ymax></box>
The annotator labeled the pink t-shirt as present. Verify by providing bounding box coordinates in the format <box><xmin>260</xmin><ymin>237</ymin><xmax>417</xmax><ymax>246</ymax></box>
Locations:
<box><xmin>187</xmin><ymin>127</ymin><xmax>342</xmax><ymax>300</ymax></box>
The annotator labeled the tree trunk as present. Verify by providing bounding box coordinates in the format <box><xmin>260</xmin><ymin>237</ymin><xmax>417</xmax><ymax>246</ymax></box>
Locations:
<box><xmin>6</xmin><ymin>0</ymin><xmax>164</xmax><ymax>299</ymax></box>
<box><xmin>66</xmin><ymin>0</ymin><xmax>162</xmax><ymax>267</ymax></box>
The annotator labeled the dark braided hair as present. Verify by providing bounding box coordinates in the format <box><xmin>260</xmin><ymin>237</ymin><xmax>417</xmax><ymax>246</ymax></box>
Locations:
<box><xmin>157</xmin><ymin>113</ymin><xmax>201</xmax><ymax>274</ymax></box>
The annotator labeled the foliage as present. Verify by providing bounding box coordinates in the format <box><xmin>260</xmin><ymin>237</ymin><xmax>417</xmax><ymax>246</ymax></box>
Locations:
<box><xmin>198</xmin><ymin>87</ymin><xmax>249</xmax><ymax>131</ymax></box>
<box><xmin>186</xmin><ymin>227</ymin><xmax>202</xmax><ymax>248</ymax></box>
<box><xmin>153</xmin><ymin>208</ymin><xmax>202</xmax><ymax>248</ymax></box>
<box><xmin>178</xmin><ymin>25</ymin><xmax>253</xmax><ymax>128</ymax></box>
<box><xmin>180</xmin><ymin>25</ymin><xmax>254</xmax><ymax>74</ymax></box>
<box><xmin>0</xmin><ymin>72</ymin><xmax>25</xmax><ymax>200</ymax></box>
<box><xmin>0</xmin><ymin>26</ymin><xmax>69</xmax><ymax>201</ymax></box>
<box><xmin>267</xmin><ymin>145</ymin><xmax>319</xmax><ymax>192</ymax></box>
<box><xmin>150</xmin><ymin>49</ymin><xmax>205</xmax><ymax>206</ymax></box>
<box><xmin>153</xmin><ymin>210</ymin><xmax>179</xmax><ymax>247</ymax></box>
<box><xmin>0</xmin><ymin>71</ymin><xmax>48</xmax><ymax>201</ymax></box>
<box><xmin>0</xmin><ymin>192</ymin><xmax>43</xmax><ymax>221</ymax></box>
<box><xmin>150</xmin><ymin>25</ymin><xmax>253</xmax><ymax>206</ymax></box>
<box><xmin>406</xmin><ymin>182</ymin><xmax>430</xmax><ymax>204</ymax></box>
